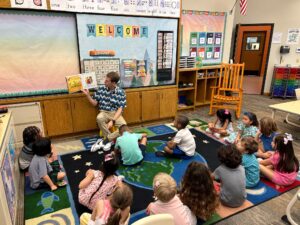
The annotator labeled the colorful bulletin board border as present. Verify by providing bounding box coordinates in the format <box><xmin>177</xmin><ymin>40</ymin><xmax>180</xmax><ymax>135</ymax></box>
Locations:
<box><xmin>0</xmin><ymin>0</ymin><xmax>180</xmax><ymax>18</ymax></box>
<box><xmin>181</xmin><ymin>10</ymin><xmax>227</xmax><ymax>66</ymax></box>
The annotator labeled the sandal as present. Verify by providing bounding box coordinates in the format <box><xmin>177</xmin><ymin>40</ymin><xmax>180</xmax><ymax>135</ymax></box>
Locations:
<box><xmin>56</xmin><ymin>180</ymin><xmax>67</xmax><ymax>187</ymax></box>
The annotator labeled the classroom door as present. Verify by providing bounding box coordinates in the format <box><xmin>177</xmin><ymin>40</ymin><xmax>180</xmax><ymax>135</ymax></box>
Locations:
<box><xmin>241</xmin><ymin>31</ymin><xmax>266</xmax><ymax>76</ymax></box>
<box><xmin>234</xmin><ymin>24</ymin><xmax>273</xmax><ymax>95</ymax></box>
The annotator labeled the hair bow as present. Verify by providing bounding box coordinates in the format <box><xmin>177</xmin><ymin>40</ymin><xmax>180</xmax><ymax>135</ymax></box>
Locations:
<box><xmin>283</xmin><ymin>133</ymin><xmax>293</xmax><ymax>145</ymax></box>
<box><xmin>104</xmin><ymin>153</ymin><xmax>114</xmax><ymax>162</ymax></box>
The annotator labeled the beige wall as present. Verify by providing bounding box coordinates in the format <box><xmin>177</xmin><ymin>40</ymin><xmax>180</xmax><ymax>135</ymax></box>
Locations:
<box><xmin>234</xmin><ymin>0</ymin><xmax>300</xmax><ymax>93</ymax></box>
<box><xmin>182</xmin><ymin>0</ymin><xmax>236</xmax><ymax>63</ymax></box>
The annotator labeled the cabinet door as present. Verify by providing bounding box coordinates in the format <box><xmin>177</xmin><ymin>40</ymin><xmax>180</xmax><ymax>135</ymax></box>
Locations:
<box><xmin>42</xmin><ymin>99</ymin><xmax>73</xmax><ymax>136</ymax></box>
<box><xmin>141</xmin><ymin>90</ymin><xmax>160</xmax><ymax>121</ymax></box>
<box><xmin>160</xmin><ymin>88</ymin><xmax>177</xmax><ymax>118</ymax></box>
<box><xmin>123</xmin><ymin>92</ymin><xmax>141</xmax><ymax>124</ymax></box>
<box><xmin>71</xmin><ymin>97</ymin><xmax>98</xmax><ymax>132</ymax></box>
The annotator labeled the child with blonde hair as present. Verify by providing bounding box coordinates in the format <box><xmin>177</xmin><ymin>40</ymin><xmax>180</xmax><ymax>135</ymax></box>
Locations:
<box><xmin>147</xmin><ymin>173</ymin><xmax>196</xmax><ymax>225</ymax></box>
<box><xmin>256</xmin><ymin>117</ymin><xmax>278</xmax><ymax>159</ymax></box>
<box><xmin>80</xmin><ymin>183</ymin><xmax>133</xmax><ymax>225</ymax></box>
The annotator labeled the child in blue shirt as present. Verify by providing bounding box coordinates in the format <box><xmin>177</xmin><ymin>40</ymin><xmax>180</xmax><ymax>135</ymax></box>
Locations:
<box><xmin>114</xmin><ymin>125</ymin><xmax>147</xmax><ymax>166</ymax></box>
<box><xmin>236</xmin><ymin>137</ymin><xmax>260</xmax><ymax>188</ymax></box>
<box><xmin>255</xmin><ymin>117</ymin><xmax>278</xmax><ymax>159</ymax></box>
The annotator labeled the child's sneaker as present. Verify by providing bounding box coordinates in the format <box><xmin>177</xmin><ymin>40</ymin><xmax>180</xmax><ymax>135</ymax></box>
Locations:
<box><xmin>213</xmin><ymin>133</ymin><xmax>221</xmax><ymax>139</ymax></box>
<box><xmin>103</xmin><ymin>142</ymin><xmax>112</xmax><ymax>152</ymax></box>
<box><xmin>91</xmin><ymin>138</ymin><xmax>104</xmax><ymax>152</ymax></box>
<box><xmin>206</xmin><ymin>128</ymin><xmax>212</xmax><ymax>134</ymax></box>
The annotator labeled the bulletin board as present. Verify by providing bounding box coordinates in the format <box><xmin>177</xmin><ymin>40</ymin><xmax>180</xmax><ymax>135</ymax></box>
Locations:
<box><xmin>0</xmin><ymin>10</ymin><xmax>80</xmax><ymax>98</ymax></box>
<box><xmin>76</xmin><ymin>14</ymin><xmax>178</xmax><ymax>88</ymax></box>
<box><xmin>181</xmin><ymin>10</ymin><xmax>226</xmax><ymax>66</ymax></box>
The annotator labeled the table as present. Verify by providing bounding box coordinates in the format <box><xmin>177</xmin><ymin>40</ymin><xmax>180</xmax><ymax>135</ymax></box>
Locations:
<box><xmin>269</xmin><ymin>100</ymin><xmax>300</xmax><ymax>128</ymax></box>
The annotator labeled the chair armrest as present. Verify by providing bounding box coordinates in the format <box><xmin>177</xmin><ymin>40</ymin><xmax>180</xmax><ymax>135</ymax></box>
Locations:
<box><xmin>210</xmin><ymin>86</ymin><xmax>219</xmax><ymax>89</ymax></box>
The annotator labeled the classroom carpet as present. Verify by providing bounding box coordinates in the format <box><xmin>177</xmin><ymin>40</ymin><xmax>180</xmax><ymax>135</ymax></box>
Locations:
<box><xmin>35</xmin><ymin>121</ymin><xmax>300</xmax><ymax>225</ymax></box>
<box><xmin>23</xmin><ymin>172</ymin><xmax>79</xmax><ymax>225</ymax></box>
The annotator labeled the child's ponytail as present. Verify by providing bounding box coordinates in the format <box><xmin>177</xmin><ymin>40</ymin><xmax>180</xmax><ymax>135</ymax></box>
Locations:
<box><xmin>106</xmin><ymin>208</ymin><xmax>122</xmax><ymax>225</ymax></box>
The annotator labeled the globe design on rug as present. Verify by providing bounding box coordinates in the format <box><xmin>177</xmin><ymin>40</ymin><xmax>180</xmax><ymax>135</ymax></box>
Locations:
<box><xmin>116</xmin><ymin>140</ymin><xmax>207</xmax><ymax>190</ymax></box>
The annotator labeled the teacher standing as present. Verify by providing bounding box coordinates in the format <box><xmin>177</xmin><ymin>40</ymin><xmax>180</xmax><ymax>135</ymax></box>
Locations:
<box><xmin>82</xmin><ymin>72</ymin><xmax>127</xmax><ymax>142</ymax></box>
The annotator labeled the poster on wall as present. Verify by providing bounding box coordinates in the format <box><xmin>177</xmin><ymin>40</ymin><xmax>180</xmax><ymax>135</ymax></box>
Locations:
<box><xmin>286</xmin><ymin>28</ymin><xmax>300</xmax><ymax>45</ymax></box>
<box><xmin>49</xmin><ymin>0</ymin><xmax>180</xmax><ymax>18</ymax></box>
<box><xmin>76</xmin><ymin>14</ymin><xmax>178</xmax><ymax>88</ymax></box>
<box><xmin>181</xmin><ymin>10</ymin><xmax>226</xmax><ymax>66</ymax></box>
<box><xmin>1</xmin><ymin>150</ymin><xmax>16</xmax><ymax>225</ymax></box>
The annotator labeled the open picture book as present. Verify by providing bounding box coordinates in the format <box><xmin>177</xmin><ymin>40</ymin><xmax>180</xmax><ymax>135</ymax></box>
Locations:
<box><xmin>66</xmin><ymin>72</ymin><xmax>97</xmax><ymax>93</ymax></box>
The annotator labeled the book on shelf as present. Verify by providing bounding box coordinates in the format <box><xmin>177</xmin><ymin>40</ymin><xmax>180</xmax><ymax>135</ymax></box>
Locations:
<box><xmin>66</xmin><ymin>72</ymin><xmax>97</xmax><ymax>93</ymax></box>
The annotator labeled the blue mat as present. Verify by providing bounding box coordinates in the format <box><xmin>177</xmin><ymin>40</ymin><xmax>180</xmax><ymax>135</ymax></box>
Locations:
<box><xmin>147</xmin><ymin>125</ymin><xmax>176</xmax><ymax>136</ymax></box>
<box><xmin>81</xmin><ymin>135</ymin><xmax>100</xmax><ymax>150</ymax></box>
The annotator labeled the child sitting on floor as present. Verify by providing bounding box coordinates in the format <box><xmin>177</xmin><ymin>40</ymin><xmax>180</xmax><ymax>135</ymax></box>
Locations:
<box><xmin>236</xmin><ymin>137</ymin><xmax>260</xmax><ymax>188</ymax></box>
<box><xmin>259</xmin><ymin>133</ymin><xmax>299</xmax><ymax>187</ymax></box>
<box><xmin>155</xmin><ymin>115</ymin><xmax>195</xmax><ymax>159</ymax></box>
<box><xmin>179</xmin><ymin>162</ymin><xmax>219</xmax><ymax>222</ymax></box>
<box><xmin>114</xmin><ymin>125</ymin><xmax>147</xmax><ymax>166</ymax></box>
<box><xmin>147</xmin><ymin>173</ymin><xmax>196</xmax><ymax>225</ymax></box>
<box><xmin>78</xmin><ymin>152</ymin><xmax>121</xmax><ymax>210</ymax></box>
<box><xmin>29</xmin><ymin>137</ymin><xmax>65</xmax><ymax>191</ymax></box>
<box><xmin>213</xmin><ymin>144</ymin><xmax>246</xmax><ymax>208</ymax></box>
<box><xmin>206</xmin><ymin>109</ymin><xmax>234</xmax><ymax>139</ymax></box>
<box><xmin>225</xmin><ymin>111</ymin><xmax>259</xmax><ymax>144</ymax></box>
<box><xmin>255</xmin><ymin>117</ymin><xmax>278</xmax><ymax>159</ymax></box>
<box><xmin>19</xmin><ymin>126</ymin><xmax>42</xmax><ymax>171</ymax></box>
<box><xmin>80</xmin><ymin>183</ymin><xmax>133</xmax><ymax>225</ymax></box>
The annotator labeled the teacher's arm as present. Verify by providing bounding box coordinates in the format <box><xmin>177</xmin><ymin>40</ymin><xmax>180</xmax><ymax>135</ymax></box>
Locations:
<box><xmin>82</xmin><ymin>89</ymin><xmax>98</xmax><ymax>107</ymax></box>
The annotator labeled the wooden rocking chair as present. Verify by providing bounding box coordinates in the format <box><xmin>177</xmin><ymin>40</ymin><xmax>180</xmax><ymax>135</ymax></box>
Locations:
<box><xmin>209</xmin><ymin>63</ymin><xmax>245</xmax><ymax>118</ymax></box>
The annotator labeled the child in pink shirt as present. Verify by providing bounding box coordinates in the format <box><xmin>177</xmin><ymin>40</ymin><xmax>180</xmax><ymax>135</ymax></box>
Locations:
<box><xmin>147</xmin><ymin>173</ymin><xmax>196</xmax><ymax>225</ymax></box>
<box><xmin>260</xmin><ymin>133</ymin><xmax>299</xmax><ymax>186</ymax></box>
<box><xmin>78</xmin><ymin>153</ymin><xmax>121</xmax><ymax>210</ymax></box>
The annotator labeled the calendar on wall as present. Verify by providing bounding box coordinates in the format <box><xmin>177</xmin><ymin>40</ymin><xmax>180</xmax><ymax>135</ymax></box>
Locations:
<box><xmin>82</xmin><ymin>59</ymin><xmax>120</xmax><ymax>85</ymax></box>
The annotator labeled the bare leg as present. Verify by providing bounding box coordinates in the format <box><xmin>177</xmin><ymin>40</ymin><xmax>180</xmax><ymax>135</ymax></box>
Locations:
<box><xmin>164</xmin><ymin>146</ymin><xmax>174</xmax><ymax>155</ymax></box>
<box><xmin>260</xmin><ymin>164</ymin><xmax>275</xmax><ymax>182</ymax></box>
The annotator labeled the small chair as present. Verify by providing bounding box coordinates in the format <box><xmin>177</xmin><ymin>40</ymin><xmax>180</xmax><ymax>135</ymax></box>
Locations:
<box><xmin>131</xmin><ymin>214</ymin><xmax>175</xmax><ymax>225</ymax></box>
<box><xmin>281</xmin><ymin>188</ymin><xmax>300</xmax><ymax>225</ymax></box>
<box><xmin>209</xmin><ymin>63</ymin><xmax>245</xmax><ymax>118</ymax></box>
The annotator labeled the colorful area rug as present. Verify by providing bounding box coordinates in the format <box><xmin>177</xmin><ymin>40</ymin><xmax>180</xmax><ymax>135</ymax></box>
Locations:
<box><xmin>24</xmin><ymin>172</ymin><xmax>79</xmax><ymax>225</ymax></box>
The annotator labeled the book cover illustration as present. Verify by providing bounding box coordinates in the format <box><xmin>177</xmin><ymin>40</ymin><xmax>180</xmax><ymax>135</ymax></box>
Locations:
<box><xmin>66</xmin><ymin>72</ymin><xmax>97</xmax><ymax>93</ymax></box>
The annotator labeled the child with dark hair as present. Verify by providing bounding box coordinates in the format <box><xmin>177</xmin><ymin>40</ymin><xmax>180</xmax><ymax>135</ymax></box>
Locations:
<box><xmin>19</xmin><ymin>126</ymin><xmax>42</xmax><ymax>171</ymax></box>
<box><xmin>28</xmin><ymin>137</ymin><xmax>65</xmax><ymax>191</ymax></box>
<box><xmin>256</xmin><ymin>117</ymin><xmax>278</xmax><ymax>159</ymax></box>
<box><xmin>114</xmin><ymin>125</ymin><xmax>147</xmax><ymax>166</ymax></box>
<box><xmin>78</xmin><ymin>152</ymin><xmax>122</xmax><ymax>210</ymax></box>
<box><xmin>155</xmin><ymin>115</ymin><xmax>195</xmax><ymax>159</ymax></box>
<box><xmin>180</xmin><ymin>162</ymin><xmax>219</xmax><ymax>222</ymax></box>
<box><xmin>225</xmin><ymin>111</ymin><xmax>259</xmax><ymax>144</ymax></box>
<box><xmin>259</xmin><ymin>133</ymin><xmax>299</xmax><ymax>187</ymax></box>
<box><xmin>206</xmin><ymin>109</ymin><xmax>234</xmax><ymax>138</ymax></box>
<box><xmin>213</xmin><ymin>144</ymin><xmax>246</xmax><ymax>208</ymax></box>
<box><xmin>236</xmin><ymin>137</ymin><xmax>260</xmax><ymax>188</ymax></box>
<box><xmin>80</xmin><ymin>183</ymin><xmax>133</xmax><ymax>225</ymax></box>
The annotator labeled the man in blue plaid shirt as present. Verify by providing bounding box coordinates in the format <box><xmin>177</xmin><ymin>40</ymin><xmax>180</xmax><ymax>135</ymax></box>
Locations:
<box><xmin>83</xmin><ymin>72</ymin><xmax>127</xmax><ymax>142</ymax></box>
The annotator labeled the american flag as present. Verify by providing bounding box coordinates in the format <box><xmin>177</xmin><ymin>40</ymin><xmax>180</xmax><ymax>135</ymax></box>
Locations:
<box><xmin>240</xmin><ymin>0</ymin><xmax>247</xmax><ymax>15</ymax></box>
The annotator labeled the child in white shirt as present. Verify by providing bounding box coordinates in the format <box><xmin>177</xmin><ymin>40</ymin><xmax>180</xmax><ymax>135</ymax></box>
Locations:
<box><xmin>155</xmin><ymin>115</ymin><xmax>195</xmax><ymax>159</ymax></box>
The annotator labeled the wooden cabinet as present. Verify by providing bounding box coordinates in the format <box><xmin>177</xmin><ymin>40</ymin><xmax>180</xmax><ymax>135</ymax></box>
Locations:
<box><xmin>123</xmin><ymin>92</ymin><xmax>141</xmax><ymax>124</ymax></box>
<box><xmin>160</xmin><ymin>88</ymin><xmax>177</xmax><ymax>118</ymax></box>
<box><xmin>71</xmin><ymin>97</ymin><xmax>98</xmax><ymax>132</ymax></box>
<box><xmin>141</xmin><ymin>90</ymin><xmax>160</xmax><ymax>121</ymax></box>
<box><xmin>177</xmin><ymin>66</ymin><xmax>220</xmax><ymax>110</ymax></box>
<box><xmin>42</xmin><ymin>99</ymin><xmax>73</xmax><ymax>136</ymax></box>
